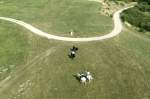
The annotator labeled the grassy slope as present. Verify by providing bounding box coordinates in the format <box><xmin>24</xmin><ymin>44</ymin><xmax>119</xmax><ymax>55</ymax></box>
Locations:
<box><xmin>0</xmin><ymin>21</ymin><xmax>29</xmax><ymax>81</ymax></box>
<box><xmin>0</xmin><ymin>0</ymin><xmax>113</xmax><ymax>37</ymax></box>
<box><xmin>0</xmin><ymin>0</ymin><xmax>150</xmax><ymax>99</ymax></box>
<box><xmin>0</xmin><ymin>25</ymin><xmax>150</xmax><ymax>99</ymax></box>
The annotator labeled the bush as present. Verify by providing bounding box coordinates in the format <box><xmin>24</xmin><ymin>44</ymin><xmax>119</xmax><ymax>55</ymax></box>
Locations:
<box><xmin>121</xmin><ymin>1</ymin><xmax>150</xmax><ymax>31</ymax></box>
<box><xmin>136</xmin><ymin>2</ymin><xmax>150</xmax><ymax>12</ymax></box>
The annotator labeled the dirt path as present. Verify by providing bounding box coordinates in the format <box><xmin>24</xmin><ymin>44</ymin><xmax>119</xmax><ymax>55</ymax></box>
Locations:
<box><xmin>0</xmin><ymin>6</ymin><xmax>134</xmax><ymax>42</ymax></box>
<box><xmin>0</xmin><ymin>3</ymin><xmax>136</xmax><ymax>97</ymax></box>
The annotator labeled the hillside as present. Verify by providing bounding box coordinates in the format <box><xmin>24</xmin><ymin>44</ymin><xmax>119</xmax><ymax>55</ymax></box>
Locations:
<box><xmin>0</xmin><ymin>0</ymin><xmax>150</xmax><ymax>99</ymax></box>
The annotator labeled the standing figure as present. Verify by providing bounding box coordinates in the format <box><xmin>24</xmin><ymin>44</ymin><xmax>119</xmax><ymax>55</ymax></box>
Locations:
<box><xmin>86</xmin><ymin>71</ymin><xmax>93</xmax><ymax>82</ymax></box>
<box><xmin>70</xmin><ymin>50</ymin><xmax>76</xmax><ymax>58</ymax></box>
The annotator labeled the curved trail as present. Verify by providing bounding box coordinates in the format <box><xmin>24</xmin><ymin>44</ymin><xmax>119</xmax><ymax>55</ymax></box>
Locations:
<box><xmin>0</xmin><ymin>4</ymin><xmax>135</xmax><ymax>96</ymax></box>
<box><xmin>0</xmin><ymin>6</ymin><xmax>134</xmax><ymax>42</ymax></box>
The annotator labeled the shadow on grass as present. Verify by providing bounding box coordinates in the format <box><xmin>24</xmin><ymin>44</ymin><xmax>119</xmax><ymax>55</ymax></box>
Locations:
<box><xmin>73</xmin><ymin>74</ymin><xmax>81</xmax><ymax>83</ymax></box>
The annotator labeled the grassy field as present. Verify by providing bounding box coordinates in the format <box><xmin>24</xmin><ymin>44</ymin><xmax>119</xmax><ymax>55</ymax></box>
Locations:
<box><xmin>0</xmin><ymin>0</ymin><xmax>113</xmax><ymax>37</ymax></box>
<box><xmin>0</xmin><ymin>21</ymin><xmax>29</xmax><ymax>81</ymax></box>
<box><xmin>0</xmin><ymin>0</ymin><xmax>150</xmax><ymax>99</ymax></box>
<box><xmin>0</xmin><ymin>23</ymin><xmax>150</xmax><ymax>99</ymax></box>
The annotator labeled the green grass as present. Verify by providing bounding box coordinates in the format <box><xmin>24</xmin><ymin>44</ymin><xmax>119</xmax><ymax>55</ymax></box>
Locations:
<box><xmin>0</xmin><ymin>24</ymin><xmax>150</xmax><ymax>99</ymax></box>
<box><xmin>0</xmin><ymin>0</ymin><xmax>113</xmax><ymax>37</ymax></box>
<box><xmin>0</xmin><ymin>0</ymin><xmax>150</xmax><ymax>99</ymax></box>
<box><xmin>0</xmin><ymin>21</ymin><xmax>29</xmax><ymax>81</ymax></box>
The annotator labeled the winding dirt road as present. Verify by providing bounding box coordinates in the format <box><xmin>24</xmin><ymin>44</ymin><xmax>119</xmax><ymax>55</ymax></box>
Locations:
<box><xmin>0</xmin><ymin>3</ymin><xmax>136</xmax><ymax>97</ymax></box>
<box><xmin>0</xmin><ymin>6</ymin><xmax>134</xmax><ymax>42</ymax></box>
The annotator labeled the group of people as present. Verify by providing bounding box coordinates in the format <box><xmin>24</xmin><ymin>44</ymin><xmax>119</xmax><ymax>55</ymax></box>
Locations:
<box><xmin>69</xmin><ymin>45</ymin><xmax>93</xmax><ymax>84</ymax></box>
<box><xmin>76</xmin><ymin>71</ymin><xmax>93</xmax><ymax>84</ymax></box>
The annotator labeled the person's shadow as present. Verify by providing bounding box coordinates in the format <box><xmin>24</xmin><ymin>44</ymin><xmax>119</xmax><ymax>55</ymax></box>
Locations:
<box><xmin>73</xmin><ymin>74</ymin><xmax>80</xmax><ymax>82</ymax></box>
<box><xmin>68</xmin><ymin>54</ymin><xmax>74</xmax><ymax>59</ymax></box>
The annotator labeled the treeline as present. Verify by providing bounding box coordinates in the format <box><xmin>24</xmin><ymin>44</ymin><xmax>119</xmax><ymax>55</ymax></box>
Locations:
<box><xmin>109</xmin><ymin>0</ymin><xmax>137</xmax><ymax>2</ymax></box>
<box><xmin>121</xmin><ymin>0</ymin><xmax>150</xmax><ymax>31</ymax></box>
<box><xmin>138</xmin><ymin>0</ymin><xmax>150</xmax><ymax>4</ymax></box>
<box><xmin>110</xmin><ymin>0</ymin><xmax>150</xmax><ymax>3</ymax></box>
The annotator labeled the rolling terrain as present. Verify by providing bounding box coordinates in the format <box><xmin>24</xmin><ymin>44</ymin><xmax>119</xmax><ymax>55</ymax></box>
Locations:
<box><xmin>0</xmin><ymin>0</ymin><xmax>150</xmax><ymax>99</ymax></box>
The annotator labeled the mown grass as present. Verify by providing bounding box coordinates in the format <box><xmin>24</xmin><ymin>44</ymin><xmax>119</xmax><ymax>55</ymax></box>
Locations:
<box><xmin>0</xmin><ymin>0</ymin><xmax>150</xmax><ymax>99</ymax></box>
<box><xmin>0</xmin><ymin>0</ymin><xmax>113</xmax><ymax>37</ymax></box>
<box><xmin>0</xmin><ymin>21</ymin><xmax>29</xmax><ymax>81</ymax></box>
<box><xmin>0</xmin><ymin>24</ymin><xmax>150</xmax><ymax>99</ymax></box>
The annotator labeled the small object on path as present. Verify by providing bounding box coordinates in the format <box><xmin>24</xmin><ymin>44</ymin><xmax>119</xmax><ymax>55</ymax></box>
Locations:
<box><xmin>69</xmin><ymin>30</ymin><xmax>74</xmax><ymax>36</ymax></box>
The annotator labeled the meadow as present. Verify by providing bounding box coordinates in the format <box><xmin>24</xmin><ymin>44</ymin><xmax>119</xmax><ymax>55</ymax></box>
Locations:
<box><xmin>0</xmin><ymin>0</ymin><xmax>113</xmax><ymax>37</ymax></box>
<box><xmin>0</xmin><ymin>0</ymin><xmax>150</xmax><ymax>99</ymax></box>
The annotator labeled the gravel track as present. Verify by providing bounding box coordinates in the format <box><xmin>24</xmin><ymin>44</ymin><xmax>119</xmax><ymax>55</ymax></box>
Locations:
<box><xmin>0</xmin><ymin>6</ymin><xmax>134</xmax><ymax>42</ymax></box>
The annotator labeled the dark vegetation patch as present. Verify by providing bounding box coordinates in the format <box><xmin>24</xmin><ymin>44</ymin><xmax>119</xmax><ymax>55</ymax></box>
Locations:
<box><xmin>121</xmin><ymin>0</ymin><xmax>150</xmax><ymax>32</ymax></box>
